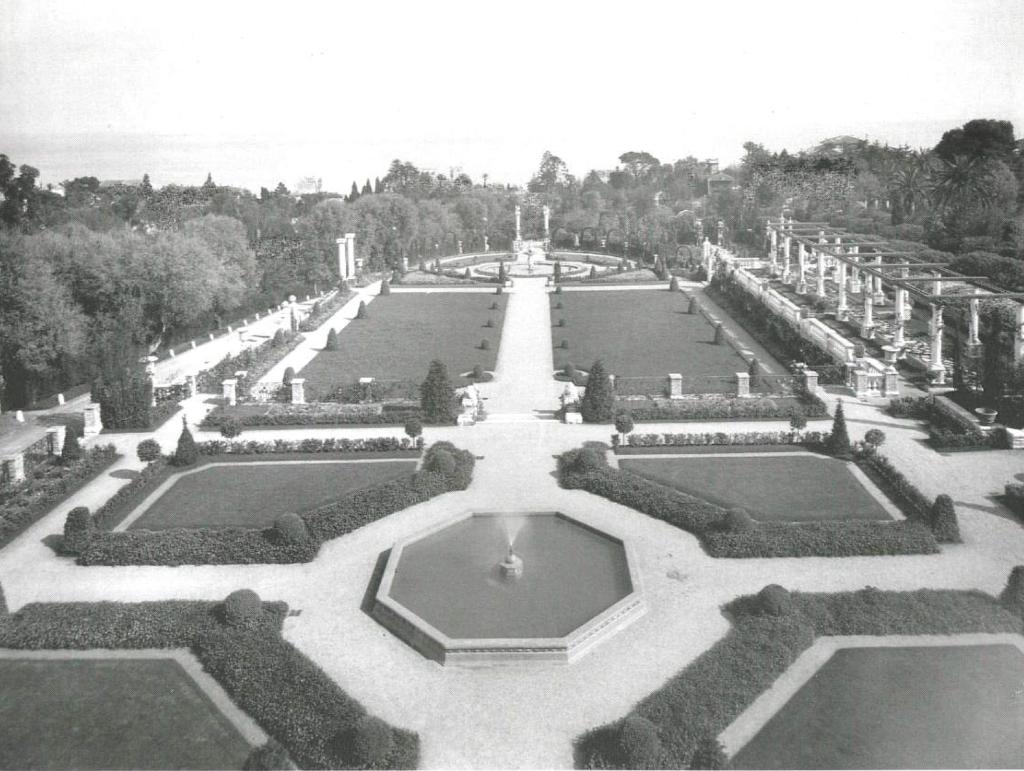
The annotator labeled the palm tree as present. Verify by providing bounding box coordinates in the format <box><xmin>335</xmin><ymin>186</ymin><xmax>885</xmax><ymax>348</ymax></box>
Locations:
<box><xmin>889</xmin><ymin>155</ymin><xmax>929</xmax><ymax>220</ymax></box>
<box><xmin>927</xmin><ymin>155</ymin><xmax>996</xmax><ymax>214</ymax></box>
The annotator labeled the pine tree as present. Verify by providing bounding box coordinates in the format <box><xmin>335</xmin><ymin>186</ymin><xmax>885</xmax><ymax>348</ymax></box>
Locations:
<box><xmin>203</xmin><ymin>172</ymin><xmax>216</xmax><ymax>189</ymax></box>
<box><xmin>172</xmin><ymin>417</ymin><xmax>199</xmax><ymax>466</ymax></box>
<box><xmin>580</xmin><ymin>360</ymin><xmax>615</xmax><ymax>423</ymax></box>
<box><xmin>420</xmin><ymin>360</ymin><xmax>455</xmax><ymax>423</ymax></box>
<box><xmin>827</xmin><ymin>399</ymin><xmax>851</xmax><ymax>457</ymax></box>
<box><xmin>140</xmin><ymin>173</ymin><xmax>153</xmax><ymax>196</ymax></box>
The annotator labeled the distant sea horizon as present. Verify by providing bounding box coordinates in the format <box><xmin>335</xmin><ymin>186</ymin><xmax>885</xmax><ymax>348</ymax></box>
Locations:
<box><xmin>0</xmin><ymin>118</ymin><xmax>979</xmax><ymax>196</ymax></box>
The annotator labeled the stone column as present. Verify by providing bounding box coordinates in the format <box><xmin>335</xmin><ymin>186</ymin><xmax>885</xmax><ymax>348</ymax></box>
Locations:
<box><xmin>848</xmin><ymin>246</ymin><xmax>862</xmax><ymax>293</ymax></box>
<box><xmin>815</xmin><ymin>249</ymin><xmax>826</xmax><ymax>296</ymax></box>
<box><xmin>702</xmin><ymin>237</ymin><xmax>712</xmax><ymax>277</ymax></box>
<box><xmin>769</xmin><ymin>225</ymin><xmax>778</xmax><ymax>260</ymax></box>
<box><xmin>883</xmin><ymin>367</ymin><xmax>899</xmax><ymax>396</ymax></box>
<box><xmin>1015</xmin><ymin>305</ymin><xmax>1024</xmax><ymax>363</ymax></box>
<box><xmin>968</xmin><ymin>296</ymin><xmax>981</xmax><ymax>347</ymax></box>
<box><xmin>83</xmin><ymin>404</ymin><xmax>102</xmax><ymax>436</ymax></box>
<box><xmin>873</xmin><ymin>255</ymin><xmax>886</xmax><ymax>304</ymax></box>
<box><xmin>795</xmin><ymin>242</ymin><xmax>808</xmax><ymax>294</ymax></box>
<box><xmin>186</xmin><ymin>374</ymin><xmax>198</xmax><ymax>398</ymax></box>
<box><xmin>542</xmin><ymin>205</ymin><xmax>550</xmax><ymax>240</ymax></box>
<box><xmin>222</xmin><ymin>378</ymin><xmax>238</xmax><ymax>407</ymax></box>
<box><xmin>46</xmin><ymin>426</ymin><xmax>66</xmax><ymax>456</ymax></box>
<box><xmin>860</xmin><ymin>292</ymin><xmax>874</xmax><ymax>339</ymax></box>
<box><xmin>836</xmin><ymin>259</ymin><xmax>848</xmax><ymax>319</ymax></box>
<box><xmin>457</xmin><ymin>240</ymin><xmax>463</xmax><ymax>255</ymax></box>
<box><xmin>336</xmin><ymin>237</ymin><xmax>346</xmax><ymax>279</ymax></box>
<box><xmin>802</xmin><ymin>369</ymin><xmax>819</xmax><ymax>395</ymax></box>
<box><xmin>735</xmin><ymin>371</ymin><xmax>750</xmax><ymax>397</ymax></box>
<box><xmin>290</xmin><ymin>378</ymin><xmax>305</xmax><ymax>405</ymax></box>
<box><xmin>668</xmin><ymin>373</ymin><xmax>683</xmax><ymax>399</ymax></box>
<box><xmin>344</xmin><ymin>233</ymin><xmax>356</xmax><ymax>278</ymax></box>
<box><xmin>893</xmin><ymin>282</ymin><xmax>907</xmax><ymax>348</ymax></box>
<box><xmin>3</xmin><ymin>454</ymin><xmax>25</xmax><ymax>484</ymax></box>
<box><xmin>514</xmin><ymin>205</ymin><xmax>522</xmax><ymax>243</ymax></box>
<box><xmin>928</xmin><ymin>275</ymin><xmax>946</xmax><ymax>384</ymax></box>
<box><xmin>782</xmin><ymin>234</ymin><xmax>791</xmax><ymax>282</ymax></box>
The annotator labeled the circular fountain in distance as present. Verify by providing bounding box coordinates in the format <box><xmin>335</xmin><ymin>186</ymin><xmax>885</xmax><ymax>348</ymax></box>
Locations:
<box><xmin>371</xmin><ymin>511</ymin><xmax>645</xmax><ymax>665</ymax></box>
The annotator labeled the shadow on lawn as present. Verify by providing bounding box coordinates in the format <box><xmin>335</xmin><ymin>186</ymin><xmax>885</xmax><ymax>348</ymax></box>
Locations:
<box><xmin>109</xmin><ymin>469</ymin><xmax>139</xmax><ymax>480</ymax></box>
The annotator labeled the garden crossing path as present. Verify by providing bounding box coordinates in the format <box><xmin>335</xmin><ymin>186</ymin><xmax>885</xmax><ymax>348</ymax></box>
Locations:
<box><xmin>481</xmin><ymin>278</ymin><xmax>560</xmax><ymax>418</ymax></box>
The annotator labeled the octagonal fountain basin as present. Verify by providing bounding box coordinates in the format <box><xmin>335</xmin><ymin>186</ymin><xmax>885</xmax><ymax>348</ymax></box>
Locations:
<box><xmin>372</xmin><ymin>511</ymin><xmax>645</xmax><ymax>665</ymax></box>
<box><xmin>471</xmin><ymin>259</ymin><xmax>593</xmax><ymax>279</ymax></box>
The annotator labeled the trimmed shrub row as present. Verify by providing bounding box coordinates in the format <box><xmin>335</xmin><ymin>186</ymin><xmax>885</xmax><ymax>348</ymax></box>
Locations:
<box><xmin>72</xmin><ymin>442</ymin><xmax>473</xmax><ymax>566</ymax></box>
<box><xmin>196</xmin><ymin>329</ymin><xmax>305</xmax><ymax>395</ymax></box>
<box><xmin>0</xmin><ymin>446</ymin><xmax>119</xmax><ymax>549</ymax></box>
<box><xmin>0</xmin><ymin>593</ymin><xmax>417</xmax><ymax>769</ymax></box>
<box><xmin>576</xmin><ymin>584</ymin><xmax>1023</xmax><ymax>769</ymax></box>
<box><xmin>889</xmin><ymin>395</ymin><xmax>1008</xmax><ymax>450</ymax></box>
<box><xmin>297</xmin><ymin>289</ymin><xmax>352</xmax><ymax>333</ymax></box>
<box><xmin>617</xmin><ymin>396</ymin><xmax>827</xmax><ymax>422</ymax></box>
<box><xmin>626</xmin><ymin>430</ymin><xmax>828</xmax><ymax>447</ymax></box>
<box><xmin>202</xmin><ymin>403</ymin><xmax>421</xmax><ymax>429</ymax></box>
<box><xmin>558</xmin><ymin>445</ymin><xmax>942</xmax><ymax>558</ymax></box>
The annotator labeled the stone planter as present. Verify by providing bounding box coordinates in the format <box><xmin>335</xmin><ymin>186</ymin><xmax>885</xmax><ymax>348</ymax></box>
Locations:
<box><xmin>975</xmin><ymin>407</ymin><xmax>998</xmax><ymax>426</ymax></box>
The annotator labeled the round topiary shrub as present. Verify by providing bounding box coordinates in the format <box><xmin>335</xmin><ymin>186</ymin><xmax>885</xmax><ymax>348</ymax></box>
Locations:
<box><xmin>342</xmin><ymin>715</ymin><xmax>394</xmax><ymax>769</ymax></box>
<box><xmin>423</xmin><ymin>448</ymin><xmax>456</xmax><ymax>476</ymax></box>
<box><xmin>243</xmin><ymin>740</ymin><xmax>293</xmax><ymax>771</ymax></box>
<box><xmin>789</xmin><ymin>413</ymin><xmax>808</xmax><ymax>432</ymax></box>
<box><xmin>480</xmin><ymin>338</ymin><xmax>490</xmax><ymax>350</ymax></box>
<box><xmin>758</xmin><ymin>584</ymin><xmax>793</xmax><ymax>616</ymax></box>
<box><xmin>219</xmin><ymin>417</ymin><xmax>243</xmax><ymax>439</ymax></box>
<box><xmin>379</xmin><ymin>280</ymin><xmax>391</xmax><ymax>296</ymax></box>
<box><xmin>63</xmin><ymin>506</ymin><xmax>94</xmax><ymax>555</ymax></box>
<box><xmin>726</xmin><ymin>507</ymin><xmax>755</xmax><ymax>533</ymax></box>
<box><xmin>616</xmin><ymin>715</ymin><xmax>662</xmax><ymax>770</ymax></box>
<box><xmin>560</xmin><ymin>340</ymin><xmax>569</xmax><ymax>349</ymax></box>
<box><xmin>558</xmin><ymin>318</ymin><xmax>566</xmax><ymax>327</ymax></box>
<box><xmin>563</xmin><ymin>446</ymin><xmax>606</xmax><ymax>474</ymax></box>
<box><xmin>403</xmin><ymin>416</ymin><xmax>422</xmax><ymax>439</ymax></box>
<box><xmin>614</xmin><ymin>412</ymin><xmax>634</xmax><ymax>437</ymax></box>
<box><xmin>490</xmin><ymin>301</ymin><xmax>499</xmax><ymax>310</ymax></box>
<box><xmin>274</xmin><ymin>513</ymin><xmax>310</xmax><ymax>546</ymax></box>
<box><xmin>484</xmin><ymin>318</ymin><xmax>494</xmax><ymax>328</ymax></box>
<box><xmin>283</xmin><ymin>366</ymin><xmax>296</xmax><ymax>386</ymax></box>
<box><xmin>472</xmin><ymin>364</ymin><xmax>485</xmax><ymax>379</ymax></box>
<box><xmin>929</xmin><ymin>494</ymin><xmax>961</xmax><ymax>542</ymax></box>
<box><xmin>136</xmin><ymin>438</ymin><xmax>161</xmax><ymax>463</ymax></box>
<box><xmin>999</xmin><ymin>565</ymin><xmax>1024</xmax><ymax>618</ymax></box>
<box><xmin>222</xmin><ymin>589</ymin><xmax>263</xmax><ymax>628</ymax></box>
<box><xmin>863</xmin><ymin>428</ymin><xmax>886</xmax><ymax>450</ymax></box>
<box><xmin>565</xmin><ymin>362</ymin><xmax>577</xmax><ymax>379</ymax></box>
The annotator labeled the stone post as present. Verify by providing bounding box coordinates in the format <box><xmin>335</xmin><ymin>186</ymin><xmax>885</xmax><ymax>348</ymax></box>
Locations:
<box><xmin>815</xmin><ymin>249</ymin><xmax>826</xmax><ymax>297</ymax></box>
<box><xmin>344</xmin><ymin>233</ymin><xmax>356</xmax><ymax>278</ymax></box>
<box><xmin>802</xmin><ymin>369</ymin><xmax>819</xmax><ymax>395</ymax></box>
<box><xmin>3</xmin><ymin>454</ymin><xmax>25</xmax><ymax>484</ymax></box>
<box><xmin>860</xmin><ymin>292</ymin><xmax>874</xmax><ymax>339</ymax></box>
<box><xmin>290</xmin><ymin>378</ymin><xmax>305</xmax><ymax>404</ymax></box>
<box><xmin>336</xmin><ymin>237</ymin><xmax>346</xmax><ymax>279</ymax></box>
<box><xmin>853</xmin><ymin>366</ymin><xmax>870</xmax><ymax>397</ymax></box>
<box><xmin>543</xmin><ymin>205</ymin><xmax>550</xmax><ymax>240</ymax></box>
<box><xmin>668</xmin><ymin>373</ymin><xmax>683</xmax><ymax>399</ymax></box>
<box><xmin>716</xmin><ymin>220</ymin><xmax>724</xmax><ymax>247</ymax></box>
<box><xmin>873</xmin><ymin>255</ymin><xmax>886</xmax><ymax>304</ymax></box>
<box><xmin>83</xmin><ymin>404</ymin><xmax>102</xmax><ymax>436</ymax></box>
<box><xmin>186</xmin><ymin>374</ymin><xmax>198</xmax><ymax>398</ymax></box>
<box><xmin>457</xmin><ymin>240</ymin><xmax>463</xmax><ymax>255</ymax></box>
<box><xmin>222</xmin><ymin>378</ymin><xmax>238</xmax><ymax>407</ymax></box>
<box><xmin>46</xmin><ymin>426</ymin><xmax>66</xmax><ymax>456</ymax></box>
<box><xmin>57</xmin><ymin>393</ymin><xmax>65</xmax><ymax>406</ymax></box>
<box><xmin>883</xmin><ymin>366</ymin><xmax>899</xmax><ymax>396</ymax></box>
<box><xmin>968</xmin><ymin>296</ymin><xmax>981</xmax><ymax>348</ymax></box>
<box><xmin>514</xmin><ymin>205</ymin><xmax>522</xmax><ymax>243</ymax></box>
<box><xmin>848</xmin><ymin>246</ymin><xmax>861</xmax><ymax>293</ymax></box>
<box><xmin>836</xmin><ymin>259</ymin><xmax>848</xmax><ymax>319</ymax></box>
<box><xmin>795</xmin><ymin>242</ymin><xmax>808</xmax><ymax>294</ymax></box>
<box><xmin>782</xmin><ymin>234</ymin><xmax>791</xmax><ymax>282</ymax></box>
<box><xmin>735</xmin><ymin>371</ymin><xmax>750</xmax><ymax>397</ymax></box>
<box><xmin>702</xmin><ymin>237</ymin><xmax>712</xmax><ymax>277</ymax></box>
<box><xmin>893</xmin><ymin>279</ymin><xmax>907</xmax><ymax>348</ymax></box>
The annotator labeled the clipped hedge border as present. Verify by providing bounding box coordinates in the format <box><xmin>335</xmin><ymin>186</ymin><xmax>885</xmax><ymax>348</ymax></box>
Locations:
<box><xmin>74</xmin><ymin>441</ymin><xmax>472</xmax><ymax>566</ymax></box>
<box><xmin>558</xmin><ymin>445</ymin><xmax>941</xmax><ymax>558</ymax></box>
<box><xmin>888</xmin><ymin>395</ymin><xmax>1008</xmax><ymax>451</ymax></box>
<box><xmin>202</xmin><ymin>404</ymin><xmax>420</xmax><ymax>429</ymax></box>
<box><xmin>575</xmin><ymin>585</ymin><xmax>1023</xmax><ymax>769</ymax></box>
<box><xmin>0</xmin><ymin>446</ymin><xmax>120</xmax><ymax>550</ymax></box>
<box><xmin>0</xmin><ymin>593</ymin><xmax>418</xmax><ymax>770</ymax></box>
<box><xmin>614</xmin><ymin>393</ymin><xmax>828</xmax><ymax>422</ymax></box>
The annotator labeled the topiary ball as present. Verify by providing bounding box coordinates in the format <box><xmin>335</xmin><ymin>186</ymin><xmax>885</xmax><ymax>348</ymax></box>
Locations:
<box><xmin>560</xmin><ymin>340</ymin><xmax>569</xmax><ymax>349</ymax></box>
<box><xmin>136</xmin><ymin>438</ymin><xmax>161</xmax><ymax>463</ymax></box>
<box><xmin>758</xmin><ymin>584</ymin><xmax>793</xmax><ymax>616</ymax></box>
<box><xmin>274</xmin><ymin>513</ymin><xmax>310</xmax><ymax>546</ymax></box>
<box><xmin>617</xmin><ymin>715</ymin><xmax>662</xmax><ymax>770</ymax></box>
<box><xmin>424</xmin><ymin>448</ymin><xmax>456</xmax><ymax>476</ymax></box>
<box><xmin>472</xmin><ymin>364</ymin><xmax>485</xmax><ymax>380</ymax></box>
<box><xmin>347</xmin><ymin>715</ymin><xmax>394</xmax><ymax>768</ymax></box>
<box><xmin>480</xmin><ymin>338</ymin><xmax>490</xmax><ymax>350</ymax></box>
<box><xmin>726</xmin><ymin>508</ymin><xmax>755</xmax><ymax>533</ymax></box>
<box><xmin>223</xmin><ymin>589</ymin><xmax>263</xmax><ymax>628</ymax></box>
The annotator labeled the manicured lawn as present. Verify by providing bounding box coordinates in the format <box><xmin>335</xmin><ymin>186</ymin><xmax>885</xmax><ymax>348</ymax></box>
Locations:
<box><xmin>298</xmin><ymin>292</ymin><xmax>507</xmax><ymax>396</ymax></box>
<box><xmin>129</xmin><ymin>460</ymin><xmax>417</xmax><ymax>530</ymax></box>
<box><xmin>732</xmin><ymin>644</ymin><xmax>1024</xmax><ymax>769</ymax></box>
<box><xmin>550</xmin><ymin>290</ymin><xmax>779</xmax><ymax>390</ymax></box>
<box><xmin>0</xmin><ymin>657</ymin><xmax>253</xmax><ymax>769</ymax></box>
<box><xmin>619</xmin><ymin>454</ymin><xmax>891</xmax><ymax>522</ymax></box>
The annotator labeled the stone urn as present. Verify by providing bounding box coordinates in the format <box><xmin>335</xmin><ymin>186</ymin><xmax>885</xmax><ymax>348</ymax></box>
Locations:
<box><xmin>975</xmin><ymin>407</ymin><xmax>998</xmax><ymax>426</ymax></box>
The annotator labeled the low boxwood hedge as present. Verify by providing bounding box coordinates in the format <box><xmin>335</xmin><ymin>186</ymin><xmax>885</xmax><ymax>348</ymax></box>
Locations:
<box><xmin>0</xmin><ymin>446</ymin><xmax>119</xmax><ymax>549</ymax></box>
<box><xmin>615</xmin><ymin>395</ymin><xmax>827</xmax><ymax>422</ymax></box>
<box><xmin>74</xmin><ymin>441</ymin><xmax>473</xmax><ymax>566</ymax></box>
<box><xmin>558</xmin><ymin>445</ymin><xmax>941</xmax><ymax>558</ymax></box>
<box><xmin>575</xmin><ymin>585</ymin><xmax>1023</xmax><ymax>769</ymax></box>
<box><xmin>0</xmin><ymin>592</ymin><xmax>417</xmax><ymax>769</ymax></box>
<box><xmin>202</xmin><ymin>402</ymin><xmax>421</xmax><ymax>429</ymax></box>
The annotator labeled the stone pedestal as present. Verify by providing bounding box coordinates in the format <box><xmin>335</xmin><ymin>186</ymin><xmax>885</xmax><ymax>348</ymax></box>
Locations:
<box><xmin>457</xmin><ymin>412</ymin><xmax>475</xmax><ymax>426</ymax></box>
<box><xmin>735</xmin><ymin>372</ymin><xmax>750</xmax><ymax>397</ymax></box>
<box><xmin>222</xmin><ymin>379</ymin><xmax>238</xmax><ymax>407</ymax></box>
<box><xmin>2</xmin><ymin>454</ymin><xmax>25</xmax><ymax>484</ymax></box>
<box><xmin>860</xmin><ymin>294</ymin><xmax>874</xmax><ymax>339</ymax></box>
<box><xmin>881</xmin><ymin>345</ymin><xmax>900</xmax><ymax>364</ymax></box>
<box><xmin>46</xmin><ymin>426</ymin><xmax>66</xmax><ymax>456</ymax></box>
<box><xmin>564</xmin><ymin>411</ymin><xmax>583</xmax><ymax>425</ymax></box>
<box><xmin>883</xmin><ymin>367</ymin><xmax>899</xmax><ymax>396</ymax></box>
<box><xmin>668</xmin><ymin>373</ymin><xmax>683</xmax><ymax>399</ymax></box>
<box><xmin>186</xmin><ymin>374</ymin><xmax>198</xmax><ymax>398</ymax></box>
<box><xmin>83</xmin><ymin>404</ymin><xmax>102</xmax><ymax>436</ymax></box>
<box><xmin>290</xmin><ymin>378</ymin><xmax>306</xmax><ymax>405</ymax></box>
<box><xmin>802</xmin><ymin>370</ymin><xmax>819</xmax><ymax>394</ymax></box>
<box><xmin>853</xmin><ymin>367</ymin><xmax>870</xmax><ymax>397</ymax></box>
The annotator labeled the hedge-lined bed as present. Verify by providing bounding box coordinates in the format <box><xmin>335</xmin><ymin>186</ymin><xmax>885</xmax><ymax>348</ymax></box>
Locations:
<box><xmin>0</xmin><ymin>445</ymin><xmax>119</xmax><ymax>551</ymax></box>
<box><xmin>888</xmin><ymin>395</ymin><xmax>1010</xmax><ymax>450</ymax></box>
<box><xmin>202</xmin><ymin>401</ymin><xmax>421</xmax><ymax>429</ymax></box>
<box><xmin>558</xmin><ymin>442</ymin><xmax>955</xmax><ymax>558</ymax></box>
<box><xmin>614</xmin><ymin>393</ymin><xmax>829</xmax><ymax>422</ymax></box>
<box><xmin>0</xmin><ymin>592</ymin><xmax>418</xmax><ymax>770</ymax></box>
<box><xmin>68</xmin><ymin>441</ymin><xmax>471</xmax><ymax>566</ymax></box>
<box><xmin>575</xmin><ymin>583</ymin><xmax>1024</xmax><ymax>769</ymax></box>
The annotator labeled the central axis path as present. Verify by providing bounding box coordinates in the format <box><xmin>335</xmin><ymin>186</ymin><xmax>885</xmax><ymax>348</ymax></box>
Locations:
<box><xmin>483</xmin><ymin>278</ymin><xmax>559</xmax><ymax>417</ymax></box>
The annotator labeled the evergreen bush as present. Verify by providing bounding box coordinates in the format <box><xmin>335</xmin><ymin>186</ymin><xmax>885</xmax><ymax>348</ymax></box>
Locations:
<box><xmin>472</xmin><ymin>364</ymin><xmax>485</xmax><ymax>379</ymax></box>
<box><xmin>324</xmin><ymin>328</ymin><xmax>340</xmax><ymax>351</ymax></box>
<box><xmin>60</xmin><ymin>427</ymin><xmax>82</xmax><ymax>465</ymax></box>
<box><xmin>172</xmin><ymin>418</ymin><xmax>199</xmax><ymax>467</ymax></box>
<box><xmin>345</xmin><ymin>715</ymin><xmax>394</xmax><ymax>769</ymax></box>
<box><xmin>557</xmin><ymin>318</ymin><xmax>566</xmax><ymax>327</ymax></box>
<box><xmin>1000</xmin><ymin>565</ymin><xmax>1024</xmax><ymax>617</ymax></box>
<box><xmin>283</xmin><ymin>367</ymin><xmax>295</xmax><ymax>385</ymax></box>
<box><xmin>669</xmin><ymin>276</ymin><xmax>679</xmax><ymax>291</ymax></box>
<box><xmin>614</xmin><ymin>412</ymin><xmax>634</xmax><ymax>437</ymax></box>
<box><xmin>589</xmin><ymin>265</ymin><xmax>597</xmax><ymax>279</ymax></box>
<box><xmin>688</xmin><ymin>296</ymin><xmax>698</xmax><ymax>314</ymax></box>
<box><xmin>560</xmin><ymin>339</ymin><xmax>569</xmax><ymax>349</ymax></box>
<box><xmin>480</xmin><ymin>338</ymin><xmax>490</xmax><ymax>350</ymax></box>
<box><xmin>713</xmin><ymin>322</ymin><xmax>725</xmax><ymax>344</ymax></box>
<box><xmin>929</xmin><ymin>494</ymin><xmax>961</xmax><ymax>542</ymax></box>
<box><xmin>827</xmin><ymin>400</ymin><xmax>852</xmax><ymax>457</ymax></box>
<box><xmin>223</xmin><ymin>589</ymin><xmax>263</xmax><ymax>628</ymax></box>
<box><xmin>864</xmin><ymin>428</ymin><xmax>886</xmax><ymax>450</ymax></box>
<box><xmin>379</xmin><ymin>280</ymin><xmax>390</xmax><ymax>296</ymax></box>
<box><xmin>274</xmin><ymin>513</ymin><xmax>310</xmax><ymax>546</ymax></box>
<box><xmin>757</xmin><ymin>584</ymin><xmax>793</xmax><ymax>616</ymax></box>
<box><xmin>271</xmin><ymin>329</ymin><xmax>285</xmax><ymax>347</ymax></box>
<box><xmin>490</xmin><ymin>301</ymin><xmax>499</xmax><ymax>310</ymax></box>
<box><xmin>580</xmin><ymin>360</ymin><xmax>615</xmax><ymax>423</ymax></box>
<box><xmin>219</xmin><ymin>418</ymin><xmax>243</xmax><ymax>439</ymax></box>
<box><xmin>63</xmin><ymin>506</ymin><xmax>95</xmax><ymax>554</ymax></box>
<box><xmin>555</xmin><ymin>301</ymin><xmax>563</xmax><ymax>310</ymax></box>
<box><xmin>356</xmin><ymin>301</ymin><xmax>367</xmax><ymax>319</ymax></box>
<box><xmin>616</xmin><ymin>715</ymin><xmax>662</xmax><ymax>770</ymax></box>
<box><xmin>484</xmin><ymin>318</ymin><xmax>494</xmax><ymax>328</ymax></box>
<box><xmin>726</xmin><ymin>508</ymin><xmax>755</xmax><ymax>533</ymax></box>
<box><xmin>495</xmin><ymin>286</ymin><xmax>503</xmax><ymax>295</ymax></box>
<box><xmin>403</xmin><ymin>417</ymin><xmax>422</xmax><ymax>440</ymax></box>
<box><xmin>555</xmin><ymin>285</ymin><xmax>563</xmax><ymax>294</ymax></box>
<box><xmin>789</xmin><ymin>413</ymin><xmax>808</xmax><ymax>432</ymax></box>
<box><xmin>136</xmin><ymin>438</ymin><xmax>161</xmax><ymax>462</ymax></box>
<box><xmin>0</xmin><ymin>581</ymin><xmax>6</xmax><ymax>615</ymax></box>
<box><xmin>690</xmin><ymin>732</ymin><xmax>727</xmax><ymax>770</ymax></box>
<box><xmin>420</xmin><ymin>360</ymin><xmax>455</xmax><ymax>423</ymax></box>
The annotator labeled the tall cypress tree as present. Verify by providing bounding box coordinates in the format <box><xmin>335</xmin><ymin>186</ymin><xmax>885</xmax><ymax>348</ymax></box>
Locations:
<box><xmin>827</xmin><ymin>399</ymin><xmax>851</xmax><ymax>457</ymax></box>
<box><xmin>420</xmin><ymin>360</ymin><xmax>455</xmax><ymax>423</ymax></box>
<box><xmin>580</xmin><ymin>360</ymin><xmax>615</xmax><ymax>423</ymax></box>
<box><xmin>361</xmin><ymin>179</ymin><xmax>373</xmax><ymax>195</ymax></box>
<box><xmin>374</xmin><ymin>176</ymin><xmax>383</xmax><ymax>193</ymax></box>
<box><xmin>349</xmin><ymin>181</ymin><xmax>360</xmax><ymax>202</ymax></box>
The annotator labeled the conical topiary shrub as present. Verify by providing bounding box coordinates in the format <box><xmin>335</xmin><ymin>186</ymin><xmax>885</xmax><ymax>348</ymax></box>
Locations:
<box><xmin>748</xmin><ymin>357</ymin><xmax>762</xmax><ymax>388</ymax></box>
<box><xmin>1000</xmin><ymin>565</ymin><xmax>1024</xmax><ymax>618</ymax></box>
<box><xmin>283</xmin><ymin>366</ymin><xmax>296</xmax><ymax>385</ymax></box>
<box><xmin>669</xmin><ymin>276</ymin><xmax>679</xmax><ymax>291</ymax></box>
<box><xmin>60</xmin><ymin>427</ymin><xmax>83</xmax><ymax>465</ymax></box>
<box><xmin>580</xmin><ymin>360</ymin><xmax>615</xmax><ymax>423</ymax></box>
<box><xmin>929</xmin><ymin>494</ymin><xmax>961</xmax><ymax>542</ymax></box>
<box><xmin>713</xmin><ymin>322</ymin><xmax>725</xmax><ymax>344</ymax></box>
<box><xmin>355</xmin><ymin>301</ymin><xmax>367</xmax><ymax>319</ymax></box>
<box><xmin>172</xmin><ymin>417</ymin><xmax>199</xmax><ymax>467</ymax></box>
<box><xmin>688</xmin><ymin>296</ymin><xmax>698</xmax><ymax>314</ymax></box>
<box><xmin>63</xmin><ymin>506</ymin><xmax>94</xmax><ymax>554</ymax></box>
<box><xmin>420</xmin><ymin>360</ymin><xmax>455</xmax><ymax>423</ymax></box>
<box><xmin>827</xmin><ymin>400</ymin><xmax>851</xmax><ymax>457</ymax></box>
<box><xmin>589</xmin><ymin>265</ymin><xmax>597</xmax><ymax>279</ymax></box>
<box><xmin>480</xmin><ymin>338</ymin><xmax>490</xmax><ymax>350</ymax></box>
<box><xmin>324</xmin><ymin>328</ymin><xmax>340</xmax><ymax>351</ymax></box>
<box><xmin>379</xmin><ymin>279</ymin><xmax>390</xmax><ymax>296</ymax></box>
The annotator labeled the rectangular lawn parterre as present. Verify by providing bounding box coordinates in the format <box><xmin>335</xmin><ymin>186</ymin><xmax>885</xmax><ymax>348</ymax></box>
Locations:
<box><xmin>0</xmin><ymin>657</ymin><xmax>253</xmax><ymax>770</ymax></box>
<box><xmin>298</xmin><ymin>291</ymin><xmax>507</xmax><ymax>397</ymax></box>
<box><xmin>731</xmin><ymin>644</ymin><xmax>1024</xmax><ymax>769</ymax></box>
<box><xmin>127</xmin><ymin>460</ymin><xmax>417</xmax><ymax>530</ymax></box>
<box><xmin>550</xmin><ymin>289</ymin><xmax>780</xmax><ymax>389</ymax></box>
<box><xmin>619</xmin><ymin>454</ymin><xmax>892</xmax><ymax>522</ymax></box>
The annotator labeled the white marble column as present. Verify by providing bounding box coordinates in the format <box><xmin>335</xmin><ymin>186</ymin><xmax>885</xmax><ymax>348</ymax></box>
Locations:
<box><xmin>968</xmin><ymin>296</ymin><xmax>981</xmax><ymax>347</ymax></box>
<box><xmin>836</xmin><ymin>259</ymin><xmax>848</xmax><ymax>319</ymax></box>
<box><xmin>815</xmin><ymin>249</ymin><xmax>826</xmax><ymax>296</ymax></box>
<box><xmin>848</xmin><ymin>246</ymin><xmax>862</xmax><ymax>293</ymax></box>
<box><xmin>929</xmin><ymin>275</ymin><xmax>946</xmax><ymax>383</ymax></box>
<box><xmin>796</xmin><ymin>242</ymin><xmax>807</xmax><ymax>294</ymax></box>
<box><xmin>861</xmin><ymin>292</ymin><xmax>874</xmax><ymax>338</ymax></box>
<box><xmin>873</xmin><ymin>255</ymin><xmax>886</xmax><ymax>304</ymax></box>
<box><xmin>514</xmin><ymin>205</ymin><xmax>522</xmax><ymax>243</ymax></box>
<box><xmin>782</xmin><ymin>234</ymin><xmax>791</xmax><ymax>282</ymax></box>
<box><xmin>893</xmin><ymin>273</ymin><xmax>908</xmax><ymax>348</ymax></box>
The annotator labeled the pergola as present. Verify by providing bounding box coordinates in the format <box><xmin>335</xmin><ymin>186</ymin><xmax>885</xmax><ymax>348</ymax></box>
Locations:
<box><xmin>754</xmin><ymin>216</ymin><xmax>1024</xmax><ymax>383</ymax></box>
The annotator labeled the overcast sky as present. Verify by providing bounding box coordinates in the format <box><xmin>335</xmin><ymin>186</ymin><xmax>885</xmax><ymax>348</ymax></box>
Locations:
<box><xmin>1</xmin><ymin>0</ymin><xmax>1022</xmax><ymax>190</ymax></box>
